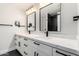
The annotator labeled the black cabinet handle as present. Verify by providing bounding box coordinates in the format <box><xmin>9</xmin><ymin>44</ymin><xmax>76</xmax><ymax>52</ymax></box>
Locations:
<box><xmin>56</xmin><ymin>50</ymin><xmax>71</xmax><ymax>56</ymax></box>
<box><xmin>34</xmin><ymin>51</ymin><xmax>36</xmax><ymax>56</ymax></box>
<box><xmin>37</xmin><ymin>53</ymin><xmax>39</xmax><ymax>56</ymax></box>
<box><xmin>18</xmin><ymin>42</ymin><xmax>21</xmax><ymax>47</ymax></box>
<box><xmin>24</xmin><ymin>44</ymin><xmax>28</xmax><ymax>47</ymax></box>
<box><xmin>34</xmin><ymin>42</ymin><xmax>40</xmax><ymax>45</ymax></box>
<box><xmin>24</xmin><ymin>51</ymin><xmax>28</xmax><ymax>55</ymax></box>
<box><xmin>24</xmin><ymin>38</ymin><xmax>28</xmax><ymax>41</ymax></box>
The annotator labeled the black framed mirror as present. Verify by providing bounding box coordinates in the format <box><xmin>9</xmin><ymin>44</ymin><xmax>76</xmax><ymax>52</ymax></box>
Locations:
<box><xmin>39</xmin><ymin>3</ymin><xmax>61</xmax><ymax>36</ymax></box>
<box><xmin>27</xmin><ymin>12</ymin><xmax>36</xmax><ymax>32</ymax></box>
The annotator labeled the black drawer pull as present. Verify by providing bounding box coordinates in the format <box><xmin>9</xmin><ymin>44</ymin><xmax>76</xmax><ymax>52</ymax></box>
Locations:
<box><xmin>37</xmin><ymin>53</ymin><xmax>39</xmax><ymax>56</ymax></box>
<box><xmin>18</xmin><ymin>42</ymin><xmax>21</xmax><ymax>47</ymax></box>
<box><xmin>24</xmin><ymin>38</ymin><xmax>28</xmax><ymax>41</ymax></box>
<box><xmin>24</xmin><ymin>44</ymin><xmax>28</xmax><ymax>47</ymax></box>
<box><xmin>34</xmin><ymin>42</ymin><xmax>40</xmax><ymax>45</ymax></box>
<box><xmin>24</xmin><ymin>51</ymin><xmax>28</xmax><ymax>55</ymax></box>
<box><xmin>34</xmin><ymin>51</ymin><xmax>36</xmax><ymax>56</ymax></box>
<box><xmin>56</xmin><ymin>50</ymin><xmax>71</xmax><ymax>56</ymax></box>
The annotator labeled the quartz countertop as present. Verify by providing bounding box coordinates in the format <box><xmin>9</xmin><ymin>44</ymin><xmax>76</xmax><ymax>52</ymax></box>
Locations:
<box><xmin>15</xmin><ymin>32</ymin><xmax>79</xmax><ymax>55</ymax></box>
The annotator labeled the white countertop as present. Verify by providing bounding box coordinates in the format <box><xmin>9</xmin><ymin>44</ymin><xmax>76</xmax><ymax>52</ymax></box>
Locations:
<box><xmin>16</xmin><ymin>32</ymin><xmax>79</xmax><ymax>52</ymax></box>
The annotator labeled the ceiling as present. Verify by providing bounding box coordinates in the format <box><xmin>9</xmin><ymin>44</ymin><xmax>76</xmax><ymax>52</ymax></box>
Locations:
<box><xmin>0</xmin><ymin>3</ymin><xmax>39</xmax><ymax>11</ymax></box>
<box><xmin>12</xmin><ymin>3</ymin><xmax>35</xmax><ymax>11</ymax></box>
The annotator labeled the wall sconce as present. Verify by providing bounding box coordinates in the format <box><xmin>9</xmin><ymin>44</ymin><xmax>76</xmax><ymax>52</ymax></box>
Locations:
<box><xmin>14</xmin><ymin>21</ymin><xmax>25</xmax><ymax>27</ymax></box>
<box><xmin>14</xmin><ymin>21</ymin><xmax>20</xmax><ymax>27</ymax></box>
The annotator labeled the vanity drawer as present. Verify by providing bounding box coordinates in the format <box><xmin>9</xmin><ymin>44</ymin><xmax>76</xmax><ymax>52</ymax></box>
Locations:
<box><xmin>23</xmin><ymin>37</ymin><xmax>30</xmax><ymax>44</ymax></box>
<box><xmin>23</xmin><ymin>37</ymin><xmax>34</xmax><ymax>44</ymax></box>
<box><xmin>24</xmin><ymin>38</ymin><xmax>38</xmax><ymax>48</ymax></box>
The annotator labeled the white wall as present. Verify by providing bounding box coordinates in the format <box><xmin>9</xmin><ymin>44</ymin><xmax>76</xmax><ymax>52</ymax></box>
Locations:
<box><xmin>27</xmin><ymin>3</ymin><xmax>78</xmax><ymax>39</ymax></box>
<box><xmin>0</xmin><ymin>3</ymin><xmax>26</xmax><ymax>54</ymax></box>
<box><xmin>49</xmin><ymin>3</ymin><xmax>77</xmax><ymax>39</ymax></box>
<box><xmin>76</xmin><ymin>4</ymin><xmax>79</xmax><ymax>39</ymax></box>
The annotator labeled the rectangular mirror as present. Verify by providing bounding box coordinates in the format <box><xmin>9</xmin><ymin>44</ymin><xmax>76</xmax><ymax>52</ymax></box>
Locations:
<box><xmin>39</xmin><ymin>3</ymin><xmax>61</xmax><ymax>32</ymax></box>
<box><xmin>27</xmin><ymin>12</ymin><xmax>36</xmax><ymax>31</ymax></box>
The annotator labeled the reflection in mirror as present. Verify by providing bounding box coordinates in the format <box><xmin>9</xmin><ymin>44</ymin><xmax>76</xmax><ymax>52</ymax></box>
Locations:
<box><xmin>27</xmin><ymin>12</ymin><xmax>36</xmax><ymax>31</ymax></box>
<box><xmin>48</xmin><ymin>12</ymin><xmax>61</xmax><ymax>31</ymax></box>
<box><xmin>40</xmin><ymin>3</ymin><xmax>61</xmax><ymax>32</ymax></box>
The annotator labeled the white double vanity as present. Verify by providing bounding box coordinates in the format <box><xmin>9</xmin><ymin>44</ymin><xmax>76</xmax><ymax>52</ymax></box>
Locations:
<box><xmin>14</xmin><ymin>33</ymin><xmax>79</xmax><ymax>56</ymax></box>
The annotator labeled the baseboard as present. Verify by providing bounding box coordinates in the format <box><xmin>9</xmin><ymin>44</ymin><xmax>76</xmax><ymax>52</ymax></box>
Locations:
<box><xmin>0</xmin><ymin>47</ymin><xmax>16</xmax><ymax>55</ymax></box>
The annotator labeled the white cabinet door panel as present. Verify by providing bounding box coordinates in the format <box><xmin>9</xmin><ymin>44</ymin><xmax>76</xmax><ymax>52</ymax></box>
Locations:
<box><xmin>36</xmin><ymin>42</ymin><xmax>52</xmax><ymax>55</ymax></box>
<box><xmin>53</xmin><ymin>48</ymin><xmax>76</xmax><ymax>56</ymax></box>
<box><xmin>37</xmin><ymin>50</ymin><xmax>52</xmax><ymax>56</ymax></box>
<box><xmin>33</xmin><ymin>41</ymin><xmax>52</xmax><ymax>56</ymax></box>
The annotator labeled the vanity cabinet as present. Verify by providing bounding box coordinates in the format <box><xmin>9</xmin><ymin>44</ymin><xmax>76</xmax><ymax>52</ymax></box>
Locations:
<box><xmin>14</xmin><ymin>35</ymin><xmax>53</xmax><ymax>56</ymax></box>
<box><xmin>14</xmin><ymin>35</ymin><xmax>78</xmax><ymax>56</ymax></box>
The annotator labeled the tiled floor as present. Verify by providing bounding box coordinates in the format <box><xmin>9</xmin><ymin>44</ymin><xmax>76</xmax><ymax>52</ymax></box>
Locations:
<box><xmin>0</xmin><ymin>49</ymin><xmax>22</xmax><ymax>56</ymax></box>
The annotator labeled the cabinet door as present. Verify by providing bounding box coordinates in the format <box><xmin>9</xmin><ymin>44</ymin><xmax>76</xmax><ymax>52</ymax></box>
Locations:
<box><xmin>33</xmin><ymin>41</ymin><xmax>53</xmax><ymax>56</ymax></box>
<box><xmin>53</xmin><ymin>48</ymin><xmax>76</xmax><ymax>56</ymax></box>
<box><xmin>37</xmin><ymin>50</ymin><xmax>52</xmax><ymax>56</ymax></box>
